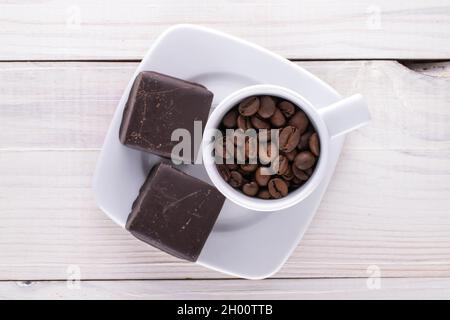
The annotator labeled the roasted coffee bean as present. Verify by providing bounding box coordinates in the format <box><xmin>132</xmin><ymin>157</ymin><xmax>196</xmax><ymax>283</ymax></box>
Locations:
<box><xmin>285</xmin><ymin>180</ymin><xmax>291</xmax><ymax>188</ymax></box>
<box><xmin>305</xmin><ymin>167</ymin><xmax>314</xmax><ymax>176</ymax></box>
<box><xmin>251</xmin><ymin>115</ymin><xmax>271</xmax><ymax>129</ymax></box>
<box><xmin>292</xmin><ymin>164</ymin><xmax>309</xmax><ymax>181</ymax></box>
<box><xmin>242</xmin><ymin>181</ymin><xmax>259</xmax><ymax>196</ymax></box>
<box><xmin>275</xmin><ymin>155</ymin><xmax>289</xmax><ymax>175</ymax></box>
<box><xmin>288</xmin><ymin>111</ymin><xmax>309</xmax><ymax>134</ymax></box>
<box><xmin>240</xmin><ymin>163</ymin><xmax>258</xmax><ymax>172</ymax></box>
<box><xmin>238</xmin><ymin>96</ymin><xmax>260</xmax><ymax>116</ymax></box>
<box><xmin>278</xmin><ymin>100</ymin><xmax>296</xmax><ymax>118</ymax></box>
<box><xmin>279</xmin><ymin>126</ymin><xmax>301</xmax><ymax>153</ymax></box>
<box><xmin>282</xmin><ymin>165</ymin><xmax>294</xmax><ymax>181</ymax></box>
<box><xmin>222</xmin><ymin>109</ymin><xmax>238</xmax><ymax>128</ymax></box>
<box><xmin>257</xmin><ymin>96</ymin><xmax>276</xmax><ymax>118</ymax></box>
<box><xmin>237</xmin><ymin>115</ymin><xmax>252</xmax><ymax>131</ymax></box>
<box><xmin>268</xmin><ymin>178</ymin><xmax>288</xmax><ymax>198</ymax></box>
<box><xmin>291</xmin><ymin>177</ymin><xmax>304</xmax><ymax>188</ymax></box>
<box><xmin>229</xmin><ymin>171</ymin><xmax>244</xmax><ymax>188</ymax></box>
<box><xmin>309</xmin><ymin>132</ymin><xmax>320</xmax><ymax>156</ymax></box>
<box><xmin>294</xmin><ymin>151</ymin><xmax>316</xmax><ymax>170</ymax></box>
<box><xmin>270</xmin><ymin>108</ymin><xmax>286</xmax><ymax>127</ymax></box>
<box><xmin>217</xmin><ymin>164</ymin><xmax>231</xmax><ymax>182</ymax></box>
<box><xmin>297</xmin><ymin>130</ymin><xmax>313</xmax><ymax>150</ymax></box>
<box><xmin>283</xmin><ymin>148</ymin><xmax>297</xmax><ymax>162</ymax></box>
<box><xmin>255</xmin><ymin>167</ymin><xmax>271</xmax><ymax>186</ymax></box>
<box><xmin>226</xmin><ymin>163</ymin><xmax>238</xmax><ymax>170</ymax></box>
<box><xmin>257</xmin><ymin>188</ymin><xmax>271</xmax><ymax>199</ymax></box>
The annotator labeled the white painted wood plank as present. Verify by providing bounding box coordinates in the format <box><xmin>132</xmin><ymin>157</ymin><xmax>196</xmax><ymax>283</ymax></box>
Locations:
<box><xmin>1</xmin><ymin>61</ymin><xmax>450</xmax><ymax>151</ymax></box>
<box><xmin>2</xmin><ymin>278</ymin><xmax>450</xmax><ymax>299</ymax></box>
<box><xmin>0</xmin><ymin>0</ymin><xmax>449</xmax><ymax>60</ymax></box>
<box><xmin>0</xmin><ymin>62</ymin><xmax>133</xmax><ymax>149</ymax></box>
<box><xmin>0</xmin><ymin>148</ymin><xmax>449</xmax><ymax>280</ymax></box>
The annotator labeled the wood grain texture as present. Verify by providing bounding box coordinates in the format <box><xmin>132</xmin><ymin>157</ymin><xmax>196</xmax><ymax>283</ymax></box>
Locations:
<box><xmin>0</xmin><ymin>62</ymin><xmax>132</xmax><ymax>149</ymax></box>
<box><xmin>1</xmin><ymin>0</ymin><xmax>449</xmax><ymax>60</ymax></box>
<box><xmin>0</xmin><ymin>61</ymin><xmax>449</xmax><ymax>282</ymax></box>
<box><xmin>2</xmin><ymin>0</ymin><xmax>450</xmax><ymax>300</ymax></box>
<box><xmin>1</xmin><ymin>148</ymin><xmax>450</xmax><ymax>280</ymax></box>
<box><xmin>1</xmin><ymin>60</ymin><xmax>450</xmax><ymax>150</ymax></box>
<box><xmin>2</xmin><ymin>278</ymin><xmax>450</xmax><ymax>299</ymax></box>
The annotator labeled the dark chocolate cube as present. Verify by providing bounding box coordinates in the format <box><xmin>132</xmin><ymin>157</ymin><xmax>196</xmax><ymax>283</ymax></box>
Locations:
<box><xmin>126</xmin><ymin>163</ymin><xmax>225</xmax><ymax>262</ymax></box>
<box><xmin>119</xmin><ymin>71</ymin><xmax>213</xmax><ymax>162</ymax></box>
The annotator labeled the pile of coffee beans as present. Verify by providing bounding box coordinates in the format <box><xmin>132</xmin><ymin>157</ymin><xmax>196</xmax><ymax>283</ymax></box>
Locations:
<box><xmin>215</xmin><ymin>95</ymin><xmax>320</xmax><ymax>199</ymax></box>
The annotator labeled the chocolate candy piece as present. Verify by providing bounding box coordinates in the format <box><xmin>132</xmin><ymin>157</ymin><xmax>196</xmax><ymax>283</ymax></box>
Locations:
<box><xmin>126</xmin><ymin>163</ymin><xmax>225</xmax><ymax>262</ymax></box>
<box><xmin>119</xmin><ymin>71</ymin><xmax>213</xmax><ymax>162</ymax></box>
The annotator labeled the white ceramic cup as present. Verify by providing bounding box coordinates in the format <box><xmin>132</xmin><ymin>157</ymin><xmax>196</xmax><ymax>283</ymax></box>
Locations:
<box><xmin>202</xmin><ymin>84</ymin><xmax>370</xmax><ymax>212</ymax></box>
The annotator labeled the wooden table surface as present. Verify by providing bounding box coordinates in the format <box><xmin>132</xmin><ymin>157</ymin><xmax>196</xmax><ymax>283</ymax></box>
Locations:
<box><xmin>1</xmin><ymin>0</ymin><xmax>450</xmax><ymax>299</ymax></box>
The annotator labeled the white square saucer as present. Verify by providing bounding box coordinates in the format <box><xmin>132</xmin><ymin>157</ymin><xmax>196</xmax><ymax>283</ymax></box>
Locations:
<box><xmin>93</xmin><ymin>24</ymin><xmax>344</xmax><ymax>279</ymax></box>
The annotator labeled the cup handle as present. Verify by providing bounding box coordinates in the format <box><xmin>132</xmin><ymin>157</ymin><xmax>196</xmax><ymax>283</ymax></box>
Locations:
<box><xmin>318</xmin><ymin>94</ymin><xmax>371</xmax><ymax>138</ymax></box>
